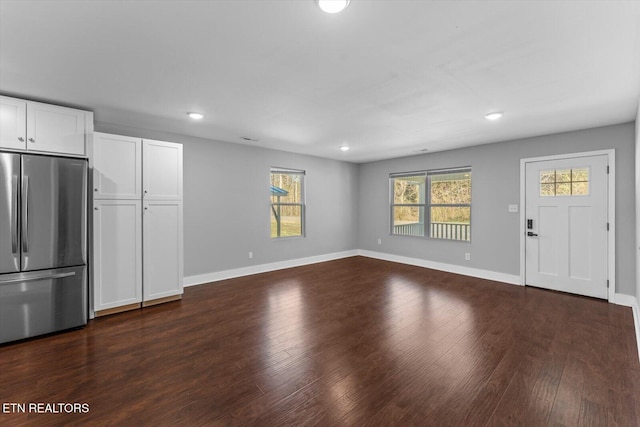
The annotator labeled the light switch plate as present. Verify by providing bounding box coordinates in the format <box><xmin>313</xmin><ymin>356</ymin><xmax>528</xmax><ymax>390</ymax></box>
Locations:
<box><xmin>508</xmin><ymin>204</ymin><xmax>518</xmax><ymax>213</ymax></box>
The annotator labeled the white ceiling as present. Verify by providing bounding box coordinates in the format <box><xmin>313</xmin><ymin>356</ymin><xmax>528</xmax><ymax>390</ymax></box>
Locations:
<box><xmin>1</xmin><ymin>0</ymin><xmax>639</xmax><ymax>163</ymax></box>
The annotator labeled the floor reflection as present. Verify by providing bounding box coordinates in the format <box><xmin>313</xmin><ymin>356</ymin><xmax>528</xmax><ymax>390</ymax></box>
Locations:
<box><xmin>261</xmin><ymin>280</ymin><xmax>307</xmax><ymax>387</ymax></box>
<box><xmin>384</xmin><ymin>274</ymin><xmax>476</xmax><ymax>381</ymax></box>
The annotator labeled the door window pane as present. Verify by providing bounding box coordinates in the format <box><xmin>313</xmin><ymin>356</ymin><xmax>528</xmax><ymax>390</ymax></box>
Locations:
<box><xmin>539</xmin><ymin>167</ymin><xmax>590</xmax><ymax>197</ymax></box>
<box><xmin>572</xmin><ymin>181</ymin><xmax>589</xmax><ymax>196</ymax></box>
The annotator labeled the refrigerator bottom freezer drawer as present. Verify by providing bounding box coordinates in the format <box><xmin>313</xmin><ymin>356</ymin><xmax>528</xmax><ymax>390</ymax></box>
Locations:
<box><xmin>0</xmin><ymin>266</ymin><xmax>87</xmax><ymax>344</ymax></box>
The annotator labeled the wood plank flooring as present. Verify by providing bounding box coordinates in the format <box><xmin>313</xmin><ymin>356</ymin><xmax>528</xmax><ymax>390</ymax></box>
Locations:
<box><xmin>1</xmin><ymin>256</ymin><xmax>639</xmax><ymax>426</ymax></box>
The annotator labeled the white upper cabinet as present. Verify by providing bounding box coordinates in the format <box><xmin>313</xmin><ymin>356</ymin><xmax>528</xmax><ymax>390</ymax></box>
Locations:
<box><xmin>0</xmin><ymin>95</ymin><xmax>91</xmax><ymax>156</ymax></box>
<box><xmin>27</xmin><ymin>101</ymin><xmax>88</xmax><ymax>155</ymax></box>
<box><xmin>0</xmin><ymin>97</ymin><xmax>27</xmax><ymax>150</ymax></box>
<box><xmin>143</xmin><ymin>139</ymin><xmax>183</xmax><ymax>200</ymax></box>
<box><xmin>93</xmin><ymin>133</ymin><xmax>142</xmax><ymax>199</ymax></box>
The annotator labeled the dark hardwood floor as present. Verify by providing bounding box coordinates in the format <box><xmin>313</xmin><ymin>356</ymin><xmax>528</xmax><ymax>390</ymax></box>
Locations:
<box><xmin>1</xmin><ymin>256</ymin><xmax>639</xmax><ymax>426</ymax></box>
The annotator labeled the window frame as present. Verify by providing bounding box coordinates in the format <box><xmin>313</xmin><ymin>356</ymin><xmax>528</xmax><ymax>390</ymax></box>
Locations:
<box><xmin>388</xmin><ymin>172</ymin><xmax>427</xmax><ymax>236</ymax></box>
<box><xmin>270</xmin><ymin>167</ymin><xmax>306</xmax><ymax>239</ymax></box>
<box><xmin>390</xmin><ymin>166</ymin><xmax>471</xmax><ymax>242</ymax></box>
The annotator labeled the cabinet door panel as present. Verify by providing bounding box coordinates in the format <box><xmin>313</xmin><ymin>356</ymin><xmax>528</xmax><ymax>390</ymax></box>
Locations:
<box><xmin>93</xmin><ymin>200</ymin><xmax>142</xmax><ymax>311</ymax></box>
<box><xmin>27</xmin><ymin>101</ymin><xmax>86</xmax><ymax>155</ymax></box>
<box><xmin>143</xmin><ymin>201</ymin><xmax>183</xmax><ymax>301</ymax></box>
<box><xmin>93</xmin><ymin>133</ymin><xmax>141</xmax><ymax>199</ymax></box>
<box><xmin>143</xmin><ymin>139</ymin><xmax>183</xmax><ymax>200</ymax></box>
<box><xmin>0</xmin><ymin>96</ymin><xmax>27</xmax><ymax>150</ymax></box>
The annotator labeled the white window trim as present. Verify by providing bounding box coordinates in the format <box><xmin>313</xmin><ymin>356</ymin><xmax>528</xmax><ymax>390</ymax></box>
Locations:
<box><xmin>270</xmin><ymin>167</ymin><xmax>306</xmax><ymax>239</ymax></box>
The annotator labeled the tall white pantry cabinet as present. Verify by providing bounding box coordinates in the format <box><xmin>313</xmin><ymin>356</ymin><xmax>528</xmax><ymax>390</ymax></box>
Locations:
<box><xmin>92</xmin><ymin>132</ymin><xmax>184</xmax><ymax>316</ymax></box>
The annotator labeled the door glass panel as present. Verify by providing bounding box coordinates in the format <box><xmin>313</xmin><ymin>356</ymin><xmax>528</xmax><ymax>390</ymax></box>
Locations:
<box><xmin>540</xmin><ymin>170</ymin><xmax>556</xmax><ymax>184</ymax></box>
<box><xmin>540</xmin><ymin>183</ymin><xmax>555</xmax><ymax>197</ymax></box>
<box><xmin>572</xmin><ymin>168</ymin><xmax>589</xmax><ymax>181</ymax></box>
<box><xmin>572</xmin><ymin>181</ymin><xmax>589</xmax><ymax>196</ymax></box>
<box><xmin>556</xmin><ymin>169</ymin><xmax>571</xmax><ymax>183</ymax></box>
<box><xmin>539</xmin><ymin>166</ymin><xmax>590</xmax><ymax>197</ymax></box>
<box><xmin>556</xmin><ymin>183</ymin><xmax>571</xmax><ymax>196</ymax></box>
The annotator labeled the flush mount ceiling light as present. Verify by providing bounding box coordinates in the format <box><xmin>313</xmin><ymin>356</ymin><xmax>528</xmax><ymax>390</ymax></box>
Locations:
<box><xmin>315</xmin><ymin>0</ymin><xmax>350</xmax><ymax>14</ymax></box>
<box><xmin>188</xmin><ymin>112</ymin><xmax>204</xmax><ymax>120</ymax></box>
<box><xmin>340</xmin><ymin>145</ymin><xmax>350</xmax><ymax>151</ymax></box>
<box><xmin>484</xmin><ymin>111</ymin><xmax>504</xmax><ymax>121</ymax></box>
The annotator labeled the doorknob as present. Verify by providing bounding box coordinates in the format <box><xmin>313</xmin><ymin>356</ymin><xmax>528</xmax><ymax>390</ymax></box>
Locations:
<box><xmin>527</xmin><ymin>232</ymin><xmax>538</xmax><ymax>237</ymax></box>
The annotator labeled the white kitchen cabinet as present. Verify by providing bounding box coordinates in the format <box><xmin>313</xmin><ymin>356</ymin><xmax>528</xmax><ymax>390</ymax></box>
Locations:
<box><xmin>142</xmin><ymin>201</ymin><xmax>184</xmax><ymax>303</ymax></box>
<box><xmin>93</xmin><ymin>200</ymin><xmax>143</xmax><ymax>313</ymax></box>
<box><xmin>91</xmin><ymin>133</ymin><xmax>183</xmax><ymax>315</ymax></box>
<box><xmin>143</xmin><ymin>139</ymin><xmax>183</xmax><ymax>200</ymax></box>
<box><xmin>27</xmin><ymin>101</ymin><xmax>88</xmax><ymax>155</ymax></box>
<box><xmin>93</xmin><ymin>133</ymin><xmax>142</xmax><ymax>199</ymax></box>
<box><xmin>0</xmin><ymin>95</ymin><xmax>91</xmax><ymax>156</ymax></box>
<box><xmin>0</xmin><ymin>97</ymin><xmax>27</xmax><ymax>150</ymax></box>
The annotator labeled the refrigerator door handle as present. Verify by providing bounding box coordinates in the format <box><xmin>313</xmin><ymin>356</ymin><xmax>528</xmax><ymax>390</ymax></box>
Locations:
<box><xmin>0</xmin><ymin>271</ymin><xmax>76</xmax><ymax>285</ymax></box>
<box><xmin>11</xmin><ymin>174</ymin><xmax>18</xmax><ymax>254</ymax></box>
<box><xmin>22</xmin><ymin>175</ymin><xmax>29</xmax><ymax>253</ymax></box>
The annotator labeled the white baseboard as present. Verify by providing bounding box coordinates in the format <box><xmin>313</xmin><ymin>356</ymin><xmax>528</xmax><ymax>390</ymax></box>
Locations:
<box><xmin>611</xmin><ymin>294</ymin><xmax>640</xmax><ymax>363</ymax></box>
<box><xmin>611</xmin><ymin>293</ymin><xmax>638</xmax><ymax>307</ymax></box>
<box><xmin>634</xmin><ymin>303</ymin><xmax>640</xmax><ymax>364</ymax></box>
<box><xmin>183</xmin><ymin>250</ymin><xmax>358</xmax><ymax>287</ymax></box>
<box><xmin>184</xmin><ymin>249</ymin><xmax>521</xmax><ymax>288</ymax></box>
<box><xmin>357</xmin><ymin>249</ymin><xmax>522</xmax><ymax>285</ymax></box>
<box><xmin>613</xmin><ymin>293</ymin><xmax>640</xmax><ymax>363</ymax></box>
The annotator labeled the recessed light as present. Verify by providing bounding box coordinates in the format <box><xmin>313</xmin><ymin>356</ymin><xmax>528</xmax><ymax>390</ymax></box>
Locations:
<box><xmin>315</xmin><ymin>0</ymin><xmax>350</xmax><ymax>14</ymax></box>
<box><xmin>188</xmin><ymin>112</ymin><xmax>204</xmax><ymax>120</ymax></box>
<box><xmin>340</xmin><ymin>145</ymin><xmax>350</xmax><ymax>151</ymax></box>
<box><xmin>484</xmin><ymin>111</ymin><xmax>503</xmax><ymax>120</ymax></box>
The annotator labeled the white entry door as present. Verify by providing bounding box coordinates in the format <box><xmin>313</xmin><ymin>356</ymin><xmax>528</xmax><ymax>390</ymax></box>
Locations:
<box><xmin>525</xmin><ymin>154</ymin><xmax>608</xmax><ymax>299</ymax></box>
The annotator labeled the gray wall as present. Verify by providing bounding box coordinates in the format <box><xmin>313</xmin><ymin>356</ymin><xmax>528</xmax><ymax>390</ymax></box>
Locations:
<box><xmin>97</xmin><ymin>120</ymin><xmax>635</xmax><ymax>296</ymax></box>
<box><xmin>636</xmin><ymin>100</ymin><xmax>640</xmax><ymax>302</ymax></box>
<box><xmin>358</xmin><ymin>123</ymin><xmax>636</xmax><ymax>296</ymax></box>
<box><xmin>95</xmin><ymin>122</ymin><xmax>359</xmax><ymax>278</ymax></box>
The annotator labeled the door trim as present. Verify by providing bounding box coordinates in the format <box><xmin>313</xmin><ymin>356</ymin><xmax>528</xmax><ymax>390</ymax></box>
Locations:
<box><xmin>519</xmin><ymin>149</ymin><xmax>615</xmax><ymax>302</ymax></box>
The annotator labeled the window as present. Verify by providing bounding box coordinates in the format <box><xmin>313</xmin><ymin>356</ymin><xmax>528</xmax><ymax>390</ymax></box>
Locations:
<box><xmin>540</xmin><ymin>167</ymin><xmax>589</xmax><ymax>196</ymax></box>
<box><xmin>390</xmin><ymin>167</ymin><xmax>471</xmax><ymax>241</ymax></box>
<box><xmin>391</xmin><ymin>174</ymin><xmax>426</xmax><ymax>237</ymax></box>
<box><xmin>270</xmin><ymin>168</ymin><xmax>305</xmax><ymax>238</ymax></box>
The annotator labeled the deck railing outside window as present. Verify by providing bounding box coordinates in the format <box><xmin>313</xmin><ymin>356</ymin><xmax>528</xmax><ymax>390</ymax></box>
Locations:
<box><xmin>393</xmin><ymin>222</ymin><xmax>471</xmax><ymax>241</ymax></box>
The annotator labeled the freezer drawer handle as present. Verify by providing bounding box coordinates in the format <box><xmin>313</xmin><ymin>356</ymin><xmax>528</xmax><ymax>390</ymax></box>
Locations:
<box><xmin>11</xmin><ymin>175</ymin><xmax>18</xmax><ymax>253</ymax></box>
<box><xmin>0</xmin><ymin>271</ymin><xmax>76</xmax><ymax>285</ymax></box>
<box><xmin>22</xmin><ymin>176</ymin><xmax>29</xmax><ymax>253</ymax></box>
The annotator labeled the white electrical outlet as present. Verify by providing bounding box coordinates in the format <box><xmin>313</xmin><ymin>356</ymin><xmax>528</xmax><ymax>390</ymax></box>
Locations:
<box><xmin>248</xmin><ymin>251</ymin><xmax>253</xmax><ymax>259</ymax></box>
<box><xmin>377</xmin><ymin>238</ymin><xmax>382</xmax><ymax>245</ymax></box>
<box><xmin>465</xmin><ymin>253</ymin><xmax>471</xmax><ymax>261</ymax></box>
<box><xmin>508</xmin><ymin>204</ymin><xmax>519</xmax><ymax>213</ymax></box>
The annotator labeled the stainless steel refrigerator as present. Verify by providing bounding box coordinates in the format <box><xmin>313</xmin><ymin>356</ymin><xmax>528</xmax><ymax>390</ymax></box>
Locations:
<box><xmin>0</xmin><ymin>152</ymin><xmax>88</xmax><ymax>344</ymax></box>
